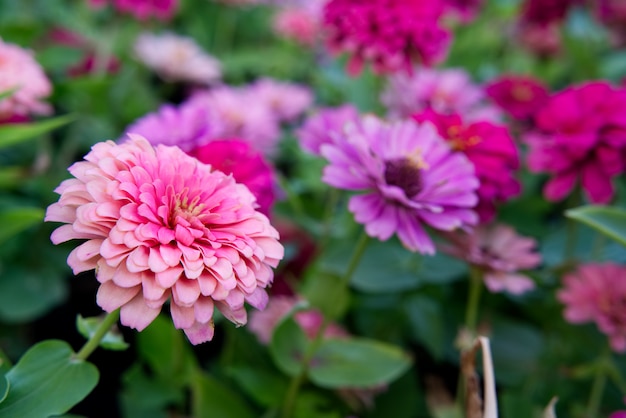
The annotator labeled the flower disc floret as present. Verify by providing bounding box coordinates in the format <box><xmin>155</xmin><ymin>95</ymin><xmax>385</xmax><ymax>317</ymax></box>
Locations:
<box><xmin>46</xmin><ymin>135</ymin><xmax>284</xmax><ymax>344</ymax></box>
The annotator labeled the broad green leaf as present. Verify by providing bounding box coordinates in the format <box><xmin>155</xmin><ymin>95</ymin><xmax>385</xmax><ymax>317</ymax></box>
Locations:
<box><xmin>76</xmin><ymin>315</ymin><xmax>129</xmax><ymax>351</ymax></box>
<box><xmin>309</xmin><ymin>338</ymin><xmax>412</xmax><ymax>388</ymax></box>
<box><xmin>136</xmin><ymin>315</ymin><xmax>197</xmax><ymax>384</ymax></box>
<box><xmin>191</xmin><ymin>372</ymin><xmax>256</xmax><ymax>418</ymax></box>
<box><xmin>0</xmin><ymin>115</ymin><xmax>74</xmax><ymax>150</ymax></box>
<box><xmin>0</xmin><ymin>266</ymin><xmax>67</xmax><ymax>322</ymax></box>
<box><xmin>490</xmin><ymin>319</ymin><xmax>543</xmax><ymax>385</ymax></box>
<box><xmin>293</xmin><ymin>390</ymin><xmax>342</xmax><ymax>418</ymax></box>
<box><xmin>0</xmin><ymin>207</ymin><xmax>44</xmax><ymax>245</ymax></box>
<box><xmin>120</xmin><ymin>364</ymin><xmax>184</xmax><ymax>418</ymax></box>
<box><xmin>227</xmin><ymin>366</ymin><xmax>289</xmax><ymax>407</ymax></box>
<box><xmin>301</xmin><ymin>272</ymin><xmax>350</xmax><ymax>320</ymax></box>
<box><xmin>566</xmin><ymin>205</ymin><xmax>626</xmax><ymax>247</ymax></box>
<box><xmin>0</xmin><ymin>373</ymin><xmax>8</xmax><ymax>404</ymax></box>
<box><xmin>404</xmin><ymin>295</ymin><xmax>445</xmax><ymax>359</ymax></box>
<box><xmin>0</xmin><ymin>340</ymin><xmax>98</xmax><ymax>417</ymax></box>
<box><xmin>270</xmin><ymin>316</ymin><xmax>309</xmax><ymax>377</ymax></box>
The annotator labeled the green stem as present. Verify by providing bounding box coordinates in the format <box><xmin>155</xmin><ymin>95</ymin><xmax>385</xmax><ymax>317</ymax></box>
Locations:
<box><xmin>586</xmin><ymin>348</ymin><xmax>611</xmax><ymax>418</ymax></box>
<box><xmin>465</xmin><ymin>266</ymin><xmax>484</xmax><ymax>334</ymax></box>
<box><xmin>75</xmin><ymin>309</ymin><xmax>120</xmax><ymax>361</ymax></box>
<box><xmin>280</xmin><ymin>232</ymin><xmax>370</xmax><ymax>418</ymax></box>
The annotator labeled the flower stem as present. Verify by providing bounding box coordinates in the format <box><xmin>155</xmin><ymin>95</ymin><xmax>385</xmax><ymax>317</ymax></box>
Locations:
<box><xmin>586</xmin><ymin>348</ymin><xmax>611</xmax><ymax>418</ymax></box>
<box><xmin>75</xmin><ymin>309</ymin><xmax>120</xmax><ymax>361</ymax></box>
<box><xmin>280</xmin><ymin>232</ymin><xmax>370</xmax><ymax>418</ymax></box>
<box><xmin>465</xmin><ymin>266</ymin><xmax>484</xmax><ymax>334</ymax></box>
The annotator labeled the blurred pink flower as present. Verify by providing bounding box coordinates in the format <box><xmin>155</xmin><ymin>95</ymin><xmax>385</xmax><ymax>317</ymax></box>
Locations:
<box><xmin>296</xmin><ymin>104</ymin><xmax>360</xmax><ymax>155</ymax></box>
<box><xmin>249</xmin><ymin>295</ymin><xmax>348</xmax><ymax>344</ymax></box>
<box><xmin>134</xmin><ymin>32</ymin><xmax>221</xmax><ymax>85</ymax></box>
<box><xmin>88</xmin><ymin>0</ymin><xmax>178</xmax><ymax>20</ymax></box>
<box><xmin>381</xmin><ymin>67</ymin><xmax>501</xmax><ymax>122</ymax></box>
<box><xmin>0</xmin><ymin>38</ymin><xmax>52</xmax><ymax>120</ymax></box>
<box><xmin>413</xmin><ymin>109</ymin><xmax>520</xmax><ymax>222</ymax></box>
<box><xmin>558</xmin><ymin>263</ymin><xmax>626</xmax><ymax>352</ymax></box>
<box><xmin>441</xmin><ymin>224</ymin><xmax>541</xmax><ymax>294</ymax></box>
<box><xmin>49</xmin><ymin>27</ymin><xmax>120</xmax><ymax>77</ymax></box>
<box><xmin>520</xmin><ymin>0</ymin><xmax>576</xmax><ymax>26</ymax></box>
<box><xmin>188</xmin><ymin>86</ymin><xmax>281</xmax><ymax>156</ymax></box>
<box><xmin>273</xmin><ymin>2</ymin><xmax>322</xmax><ymax>45</ymax></box>
<box><xmin>323</xmin><ymin>0</ymin><xmax>451</xmax><ymax>75</ymax></box>
<box><xmin>191</xmin><ymin>139</ymin><xmax>278</xmax><ymax>216</ymax></box>
<box><xmin>611</xmin><ymin>412</ymin><xmax>626</xmax><ymax>418</ymax></box>
<box><xmin>249</xmin><ymin>78</ymin><xmax>313</xmax><ymax>122</ymax></box>
<box><xmin>526</xmin><ymin>81</ymin><xmax>626</xmax><ymax>204</ymax></box>
<box><xmin>485</xmin><ymin>75</ymin><xmax>550</xmax><ymax>121</ymax></box>
<box><xmin>45</xmin><ymin>135</ymin><xmax>284</xmax><ymax>344</ymax></box>
<box><xmin>125</xmin><ymin>101</ymin><xmax>221</xmax><ymax>152</ymax></box>
<box><xmin>517</xmin><ymin>23</ymin><xmax>562</xmax><ymax>57</ymax></box>
<box><xmin>321</xmin><ymin>116</ymin><xmax>479</xmax><ymax>254</ymax></box>
<box><xmin>444</xmin><ymin>0</ymin><xmax>483</xmax><ymax>22</ymax></box>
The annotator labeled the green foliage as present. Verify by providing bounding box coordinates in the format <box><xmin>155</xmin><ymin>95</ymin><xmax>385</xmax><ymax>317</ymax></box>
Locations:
<box><xmin>270</xmin><ymin>316</ymin><xmax>309</xmax><ymax>377</ymax></box>
<box><xmin>0</xmin><ymin>340</ymin><xmax>98</xmax><ymax>418</ymax></box>
<box><xmin>566</xmin><ymin>205</ymin><xmax>626</xmax><ymax>247</ymax></box>
<box><xmin>76</xmin><ymin>315</ymin><xmax>129</xmax><ymax>351</ymax></box>
<box><xmin>0</xmin><ymin>207</ymin><xmax>44</xmax><ymax>245</ymax></box>
<box><xmin>0</xmin><ymin>115</ymin><xmax>74</xmax><ymax>150</ymax></box>
<box><xmin>191</xmin><ymin>372</ymin><xmax>256</xmax><ymax>418</ymax></box>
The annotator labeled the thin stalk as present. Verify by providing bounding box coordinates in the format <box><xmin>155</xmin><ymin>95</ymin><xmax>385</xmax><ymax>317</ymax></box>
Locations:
<box><xmin>465</xmin><ymin>266</ymin><xmax>484</xmax><ymax>334</ymax></box>
<box><xmin>280</xmin><ymin>232</ymin><xmax>370</xmax><ymax>418</ymax></box>
<box><xmin>75</xmin><ymin>309</ymin><xmax>120</xmax><ymax>361</ymax></box>
<box><xmin>586</xmin><ymin>348</ymin><xmax>611</xmax><ymax>418</ymax></box>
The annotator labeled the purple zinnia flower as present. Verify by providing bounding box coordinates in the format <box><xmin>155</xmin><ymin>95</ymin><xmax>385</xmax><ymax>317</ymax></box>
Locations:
<box><xmin>321</xmin><ymin>116</ymin><xmax>479</xmax><ymax>254</ymax></box>
<box><xmin>296</xmin><ymin>104</ymin><xmax>360</xmax><ymax>155</ymax></box>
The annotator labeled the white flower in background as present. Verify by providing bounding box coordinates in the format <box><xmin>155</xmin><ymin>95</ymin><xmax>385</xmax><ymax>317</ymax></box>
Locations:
<box><xmin>134</xmin><ymin>32</ymin><xmax>221</xmax><ymax>85</ymax></box>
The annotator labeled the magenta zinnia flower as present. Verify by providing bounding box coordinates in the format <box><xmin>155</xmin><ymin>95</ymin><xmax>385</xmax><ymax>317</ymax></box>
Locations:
<box><xmin>557</xmin><ymin>263</ymin><xmax>626</xmax><ymax>352</ymax></box>
<box><xmin>441</xmin><ymin>224</ymin><xmax>541</xmax><ymax>294</ymax></box>
<box><xmin>88</xmin><ymin>0</ymin><xmax>178</xmax><ymax>21</ymax></box>
<box><xmin>413</xmin><ymin>109</ymin><xmax>520</xmax><ymax>222</ymax></box>
<box><xmin>191</xmin><ymin>139</ymin><xmax>278</xmax><ymax>216</ymax></box>
<box><xmin>0</xmin><ymin>38</ymin><xmax>52</xmax><ymax>120</ymax></box>
<box><xmin>526</xmin><ymin>81</ymin><xmax>626</xmax><ymax>203</ymax></box>
<box><xmin>323</xmin><ymin>0</ymin><xmax>451</xmax><ymax>75</ymax></box>
<box><xmin>45</xmin><ymin>135</ymin><xmax>284</xmax><ymax>344</ymax></box>
<box><xmin>296</xmin><ymin>104</ymin><xmax>360</xmax><ymax>155</ymax></box>
<box><xmin>485</xmin><ymin>75</ymin><xmax>550</xmax><ymax>121</ymax></box>
<box><xmin>321</xmin><ymin>116</ymin><xmax>479</xmax><ymax>254</ymax></box>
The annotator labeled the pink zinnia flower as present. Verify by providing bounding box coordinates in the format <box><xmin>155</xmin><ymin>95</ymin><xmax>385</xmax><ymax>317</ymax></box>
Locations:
<box><xmin>381</xmin><ymin>67</ymin><xmax>501</xmax><ymax>122</ymax></box>
<box><xmin>88</xmin><ymin>0</ymin><xmax>178</xmax><ymax>21</ymax></box>
<box><xmin>517</xmin><ymin>22</ymin><xmax>562</xmax><ymax>57</ymax></box>
<box><xmin>125</xmin><ymin>101</ymin><xmax>221</xmax><ymax>152</ymax></box>
<box><xmin>188</xmin><ymin>86</ymin><xmax>281</xmax><ymax>157</ymax></box>
<box><xmin>45</xmin><ymin>135</ymin><xmax>284</xmax><ymax>344</ymax></box>
<box><xmin>134</xmin><ymin>32</ymin><xmax>221</xmax><ymax>85</ymax></box>
<box><xmin>296</xmin><ymin>104</ymin><xmax>360</xmax><ymax>155</ymax></box>
<box><xmin>249</xmin><ymin>78</ymin><xmax>313</xmax><ymax>122</ymax></box>
<box><xmin>413</xmin><ymin>109</ymin><xmax>520</xmax><ymax>222</ymax></box>
<box><xmin>323</xmin><ymin>0</ymin><xmax>451</xmax><ymax>75</ymax></box>
<box><xmin>485</xmin><ymin>75</ymin><xmax>550</xmax><ymax>121</ymax></box>
<box><xmin>526</xmin><ymin>81</ymin><xmax>626</xmax><ymax>204</ymax></box>
<box><xmin>441</xmin><ymin>224</ymin><xmax>541</xmax><ymax>294</ymax></box>
<box><xmin>321</xmin><ymin>116</ymin><xmax>479</xmax><ymax>254</ymax></box>
<box><xmin>611</xmin><ymin>412</ymin><xmax>626</xmax><ymax>418</ymax></box>
<box><xmin>557</xmin><ymin>263</ymin><xmax>626</xmax><ymax>352</ymax></box>
<box><xmin>0</xmin><ymin>38</ymin><xmax>52</xmax><ymax>120</ymax></box>
<box><xmin>273</xmin><ymin>2</ymin><xmax>323</xmax><ymax>46</ymax></box>
<box><xmin>191</xmin><ymin>139</ymin><xmax>278</xmax><ymax>216</ymax></box>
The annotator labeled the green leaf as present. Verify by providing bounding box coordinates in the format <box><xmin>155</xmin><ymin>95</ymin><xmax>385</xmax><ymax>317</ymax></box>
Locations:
<box><xmin>0</xmin><ymin>207</ymin><xmax>44</xmax><ymax>245</ymax></box>
<box><xmin>0</xmin><ymin>266</ymin><xmax>67</xmax><ymax>322</ymax></box>
<box><xmin>0</xmin><ymin>373</ymin><xmax>8</xmax><ymax>404</ymax></box>
<box><xmin>0</xmin><ymin>115</ymin><xmax>74</xmax><ymax>150</ymax></box>
<box><xmin>191</xmin><ymin>372</ymin><xmax>256</xmax><ymax>418</ymax></box>
<box><xmin>120</xmin><ymin>364</ymin><xmax>184</xmax><ymax>418</ymax></box>
<box><xmin>566</xmin><ymin>205</ymin><xmax>626</xmax><ymax>247</ymax></box>
<box><xmin>227</xmin><ymin>366</ymin><xmax>289</xmax><ymax>407</ymax></box>
<box><xmin>301</xmin><ymin>272</ymin><xmax>350</xmax><ymax>320</ymax></box>
<box><xmin>309</xmin><ymin>338</ymin><xmax>412</xmax><ymax>388</ymax></box>
<box><xmin>136</xmin><ymin>315</ymin><xmax>197</xmax><ymax>384</ymax></box>
<box><xmin>269</xmin><ymin>316</ymin><xmax>309</xmax><ymax>377</ymax></box>
<box><xmin>0</xmin><ymin>340</ymin><xmax>99</xmax><ymax>417</ymax></box>
<box><xmin>0</xmin><ymin>167</ymin><xmax>24</xmax><ymax>189</ymax></box>
<box><xmin>404</xmin><ymin>295</ymin><xmax>445</xmax><ymax>360</ymax></box>
<box><xmin>76</xmin><ymin>315</ymin><xmax>129</xmax><ymax>351</ymax></box>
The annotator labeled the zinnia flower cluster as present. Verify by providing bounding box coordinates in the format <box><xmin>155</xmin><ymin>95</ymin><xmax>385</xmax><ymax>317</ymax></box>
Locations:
<box><xmin>45</xmin><ymin>135</ymin><xmax>284</xmax><ymax>344</ymax></box>
<box><xmin>88</xmin><ymin>0</ymin><xmax>178</xmax><ymax>21</ymax></box>
<box><xmin>525</xmin><ymin>81</ymin><xmax>626</xmax><ymax>204</ymax></box>
<box><xmin>322</xmin><ymin>0</ymin><xmax>451</xmax><ymax>75</ymax></box>
<box><xmin>442</xmin><ymin>224</ymin><xmax>541</xmax><ymax>294</ymax></box>
<box><xmin>321</xmin><ymin>115</ymin><xmax>479</xmax><ymax>254</ymax></box>
<box><xmin>558</xmin><ymin>263</ymin><xmax>626</xmax><ymax>352</ymax></box>
<box><xmin>134</xmin><ymin>32</ymin><xmax>222</xmax><ymax>85</ymax></box>
<box><xmin>412</xmin><ymin>109</ymin><xmax>520</xmax><ymax>222</ymax></box>
<box><xmin>381</xmin><ymin>67</ymin><xmax>501</xmax><ymax>122</ymax></box>
<box><xmin>0</xmin><ymin>38</ymin><xmax>52</xmax><ymax>120</ymax></box>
